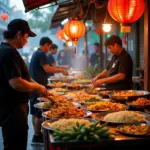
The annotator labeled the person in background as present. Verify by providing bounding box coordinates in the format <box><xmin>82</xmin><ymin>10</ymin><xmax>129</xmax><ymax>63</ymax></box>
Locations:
<box><xmin>90</xmin><ymin>42</ymin><xmax>104</xmax><ymax>68</ymax></box>
<box><xmin>92</xmin><ymin>35</ymin><xmax>133</xmax><ymax>90</ymax></box>
<box><xmin>47</xmin><ymin>44</ymin><xmax>69</xmax><ymax>77</ymax></box>
<box><xmin>57</xmin><ymin>43</ymin><xmax>66</xmax><ymax>65</ymax></box>
<box><xmin>29</xmin><ymin>37</ymin><xmax>68</xmax><ymax>145</ymax></box>
<box><xmin>0</xmin><ymin>19</ymin><xmax>48</xmax><ymax>150</ymax></box>
<box><xmin>57</xmin><ymin>43</ymin><xmax>74</xmax><ymax>67</ymax></box>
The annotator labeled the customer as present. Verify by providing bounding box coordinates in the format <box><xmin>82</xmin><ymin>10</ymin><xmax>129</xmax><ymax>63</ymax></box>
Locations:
<box><xmin>29</xmin><ymin>37</ymin><xmax>68</xmax><ymax>145</ymax></box>
<box><xmin>92</xmin><ymin>35</ymin><xmax>133</xmax><ymax>90</ymax></box>
<box><xmin>47</xmin><ymin>44</ymin><xmax>68</xmax><ymax>76</ymax></box>
<box><xmin>0</xmin><ymin>19</ymin><xmax>48</xmax><ymax>150</ymax></box>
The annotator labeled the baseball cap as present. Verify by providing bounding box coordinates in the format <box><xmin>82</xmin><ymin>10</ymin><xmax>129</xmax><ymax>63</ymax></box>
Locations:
<box><xmin>7</xmin><ymin>19</ymin><xmax>36</xmax><ymax>37</ymax></box>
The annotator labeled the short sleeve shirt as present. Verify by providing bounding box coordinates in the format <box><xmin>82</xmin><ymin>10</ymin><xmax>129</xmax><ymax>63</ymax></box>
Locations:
<box><xmin>29</xmin><ymin>49</ymin><xmax>48</xmax><ymax>85</ymax></box>
<box><xmin>106</xmin><ymin>49</ymin><xmax>133</xmax><ymax>90</ymax></box>
<box><xmin>0</xmin><ymin>42</ymin><xmax>31</xmax><ymax>107</ymax></box>
<box><xmin>90</xmin><ymin>52</ymin><xmax>104</xmax><ymax>68</ymax></box>
<box><xmin>47</xmin><ymin>53</ymin><xmax>55</xmax><ymax>76</ymax></box>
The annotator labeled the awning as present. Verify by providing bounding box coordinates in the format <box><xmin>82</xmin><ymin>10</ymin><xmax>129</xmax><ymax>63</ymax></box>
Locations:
<box><xmin>22</xmin><ymin>0</ymin><xmax>108</xmax><ymax>28</ymax></box>
<box><xmin>23</xmin><ymin>0</ymin><xmax>56</xmax><ymax>12</ymax></box>
<box><xmin>22</xmin><ymin>0</ymin><xmax>76</xmax><ymax>12</ymax></box>
<box><xmin>50</xmin><ymin>1</ymin><xmax>77</xmax><ymax>28</ymax></box>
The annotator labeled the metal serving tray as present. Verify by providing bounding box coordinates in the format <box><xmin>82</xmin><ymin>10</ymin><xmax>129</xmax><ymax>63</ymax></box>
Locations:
<box><xmin>109</xmin><ymin>90</ymin><xmax>150</xmax><ymax>102</ymax></box>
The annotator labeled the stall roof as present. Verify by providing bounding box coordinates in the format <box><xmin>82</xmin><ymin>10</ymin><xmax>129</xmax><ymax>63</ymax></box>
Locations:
<box><xmin>22</xmin><ymin>0</ymin><xmax>108</xmax><ymax>28</ymax></box>
<box><xmin>50</xmin><ymin>1</ymin><xmax>77</xmax><ymax>28</ymax></box>
<box><xmin>22</xmin><ymin>0</ymin><xmax>75</xmax><ymax>12</ymax></box>
<box><xmin>23</xmin><ymin>0</ymin><xmax>54</xmax><ymax>12</ymax></box>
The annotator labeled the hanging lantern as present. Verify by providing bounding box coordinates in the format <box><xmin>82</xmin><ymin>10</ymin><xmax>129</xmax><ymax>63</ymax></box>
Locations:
<box><xmin>56</xmin><ymin>29</ymin><xmax>70</xmax><ymax>41</ymax></box>
<box><xmin>64</xmin><ymin>18</ymin><xmax>86</xmax><ymax>45</ymax></box>
<box><xmin>108</xmin><ymin>0</ymin><xmax>145</xmax><ymax>32</ymax></box>
<box><xmin>0</xmin><ymin>13</ymin><xmax>8</xmax><ymax>21</ymax></box>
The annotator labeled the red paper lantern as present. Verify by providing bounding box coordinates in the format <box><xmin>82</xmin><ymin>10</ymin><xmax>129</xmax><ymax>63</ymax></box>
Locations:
<box><xmin>64</xmin><ymin>18</ymin><xmax>85</xmax><ymax>45</ymax></box>
<box><xmin>0</xmin><ymin>13</ymin><xmax>8</xmax><ymax>21</ymax></box>
<box><xmin>108</xmin><ymin>0</ymin><xmax>145</xmax><ymax>32</ymax></box>
<box><xmin>56</xmin><ymin>29</ymin><xmax>70</xmax><ymax>41</ymax></box>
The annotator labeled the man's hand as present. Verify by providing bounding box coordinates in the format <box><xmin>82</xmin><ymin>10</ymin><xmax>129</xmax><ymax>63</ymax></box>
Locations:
<box><xmin>92</xmin><ymin>76</ymin><xmax>99</xmax><ymax>84</ymax></box>
<box><xmin>62</xmin><ymin>65</ymin><xmax>69</xmax><ymax>69</ymax></box>
<box><xmin>93</xmin><ymin>79</ymin><xmax>105</xmax><ymax>87</ymax></box>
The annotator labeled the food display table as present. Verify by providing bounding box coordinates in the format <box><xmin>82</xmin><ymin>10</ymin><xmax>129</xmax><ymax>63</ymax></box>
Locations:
<box><xmin>39</xmin><ymin>78</ymin><xmax>150</xmax><ymax>150</ymax></box>
<box><xmin>42</xmin><ymin>112</ymin><xmax>150</xmax><ymax>150</ymax></box>
<box><xmin>46</xmin><ymin>114</ymin><xmax>150</xmax><ymax>150</ymax></box>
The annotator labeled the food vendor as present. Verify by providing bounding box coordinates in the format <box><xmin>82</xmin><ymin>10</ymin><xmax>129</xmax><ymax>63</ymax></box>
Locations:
<box><xmin>92</xmin><ymin>35</ymin><xmax>133</xmax><ymax>90</ymax></box>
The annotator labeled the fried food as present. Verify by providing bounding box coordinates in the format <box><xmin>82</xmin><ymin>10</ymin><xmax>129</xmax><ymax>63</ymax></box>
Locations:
<box><xmin>87</xmin><ymin>101</ymin><xmax>126</xmax><ymax>111</ymax></box>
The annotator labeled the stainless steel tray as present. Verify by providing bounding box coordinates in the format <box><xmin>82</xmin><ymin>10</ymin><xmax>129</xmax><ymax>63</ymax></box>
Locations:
<box><xmin>42</xmin><ymin>118</ymin><xmax>96</xmax><ymax>131</ymax></box>
<box><xmin>109</xmin><ymin>90</ymin><xmax>150</xmax><ymax>102</ymax></box>
<box><xmin>48</xmin><ymin>76</ymin><xmax>75</xmax><ymax>83</ymax></box>
<box><xmin>42</xmin><ymin>109</ymin><xmax>92</xmax><ymax>119</ymax></box>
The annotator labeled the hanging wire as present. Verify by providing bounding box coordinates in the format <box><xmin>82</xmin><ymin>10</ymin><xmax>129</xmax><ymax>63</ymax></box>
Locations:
<box><xmin>77</xmin><ymin>0</ymin><xmax>92</xmax><ymax>19</ymax></box>
<box><xmin>104</xmin><ymin>7</ymin><xmax>108</xmax><ymax>24</ymax></box>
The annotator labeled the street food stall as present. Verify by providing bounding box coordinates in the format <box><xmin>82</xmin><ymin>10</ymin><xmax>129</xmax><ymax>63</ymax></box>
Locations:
<box><xmin>33</xmin><ymin>72</ymin><xmax>150</xmax><ymax>150</ymax></box>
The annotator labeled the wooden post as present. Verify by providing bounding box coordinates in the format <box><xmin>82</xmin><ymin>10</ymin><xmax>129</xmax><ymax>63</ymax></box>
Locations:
<box><xmin>144</xmin><ymin>0</ymin><xmax>150</xmax><ymax>91</ymax></box>
<box><xmin>84</xmin><ymin>20</ymin><xmax>88</xmax><ymax>68</ymax></box>
<box><xmin>99</xmin><ymin>31</ymin><xmax>103</xmax><ymax>70</ymax></box>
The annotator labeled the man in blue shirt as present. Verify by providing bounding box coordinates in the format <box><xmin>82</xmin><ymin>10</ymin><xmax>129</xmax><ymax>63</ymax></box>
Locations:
<box><xmin>29</xmin><ymin>37</ymin><xmax>68</xmax><ymax>145</ymax></box>
<box><xmin>47</xmin><ymin>44</ymin><xmax>68</xmax><ymax>76</ymax></box>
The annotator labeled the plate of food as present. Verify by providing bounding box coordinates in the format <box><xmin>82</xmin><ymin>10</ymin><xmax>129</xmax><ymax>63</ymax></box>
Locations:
<box><xmin>37</xmin><ymin>96</ymin><xmax>54</xmax><ymax>102</ymax></box>
<box><xmin>53</xmin><ymin>88</ymin><xmax>69</xmax><ymax>93</ymax></box>
<box><xmin>98</xmin><ymin>91</ymin><xmax>112</xmax><ymax>98</ymax></box>
<box><xmin>34</xmin><ymin>101</ymin><xmax>54</xmax><ymax>109</ymax></box>
<box><xmin>48</xmin><ymin>75</ymin><xmax>74</xmax><ymax>82</ymax></box>
<box><xmin>42</xmin><ymin>109</ymin><xmax>92</xmax><ymax>119</ymax></box>
<box><xmin>64</xmin><ymin>90</ymin><xmax>101</xmax><ymax>102</ymax></box>
<box><xmin>65</xmin><ymin>83</ymin><xmax>81</xmax><ymax>89</ymax></box>
<box><xmin>79</xmin><ymin>97</ymin><xmax>101</xmax><ymax>105</ymax></box>
<box><xmin>116</xmin><ymin>123</ymin><xmax>150</xmax><ymax>137</ymax></box>
<box><xmin>84</xmin><ymin>87</ymin><xmax>106</xmax><ymax>95</ymax></box>
<box><xmin>42</xmin><ymin>118</ymin><xmax>96</xmax><ymax>131</ymax></box>
<box><xmin>109</xmin><ymin>90</ymin><xmax>150</xmax><ymax>102</ymax></box>
<box><xmin>98</xmin><ymin>111</ymin><xmax>146</xmax><ymax>125</ymax></box>
<box><xmin>47</xmin><ymin>82</ymin><xmax>68</xmax><ymax>88</ymax></box>
<box><xmin>72</xmin><ymin>79</ymin><xmax>92</xmax><ymax>84</ymax></box>
<box><xmin>126</xmin><ymin>98</ymin><xmax>150</xmax><ymax>109</ymax></box>
<box><xmin>85</xmin><ymin>101</ymin><xmax>127</xmax><ymax>112</ymax></box>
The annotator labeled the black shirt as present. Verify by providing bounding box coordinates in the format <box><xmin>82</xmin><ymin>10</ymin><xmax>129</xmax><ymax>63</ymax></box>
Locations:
<box><xmin>0</xmin><ymin>42</ymin><xmax>31</xmax><ymax>108</ymax></box>
<box><xmin>29</xmin><ymin>49</ymin><xmax>48</xmax><ymax>86</ymax></box>
<box><xmin>90</xmin><ymin>52</ymin><xmax>104</xmax><ymax>68</ymax></box>
<box><xmin>106</xmin><ymin>49</ymin><xmax>133</xmax><ymax>90</ymax></box>
<box><xmin>47</xmin><ymin>52</ymin><xmax>55</xmax><ymax>76</ymax></box>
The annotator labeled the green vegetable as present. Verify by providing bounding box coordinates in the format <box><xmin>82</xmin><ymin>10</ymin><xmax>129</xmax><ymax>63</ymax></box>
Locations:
<box><xmin>83</xmin><ymin>135</ymin><xmax>88</xmax><ymax>141</ymax></box>
<box><xmin>52</xmin><ymin>122</ymin><xmax>114</xmax><ymax>141</ymax></box>
<box><xmin>76</xmin><ymin>134</ymin><xmax>83</xmax><ymax>140</ymax></box>
<box><xmin>92</xmin><ymin>134</ymin><xmax>100</xmax><ymax>141</ymax></box>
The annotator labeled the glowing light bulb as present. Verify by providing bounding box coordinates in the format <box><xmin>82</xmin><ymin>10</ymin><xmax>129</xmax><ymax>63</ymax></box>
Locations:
<box><xmin>71</xmin><ymin>26</ymin><xmax>77</xmax><ymax>33</ymax></box>
<box><xmin>67</xmin><ymin>41</ymin><xmax>73</xmax><ymax>47</ymax></box>
<box><xmin>102</xmin><ymin>24</ymin><xmax>112</xmax><ymax>32</ymax></box>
